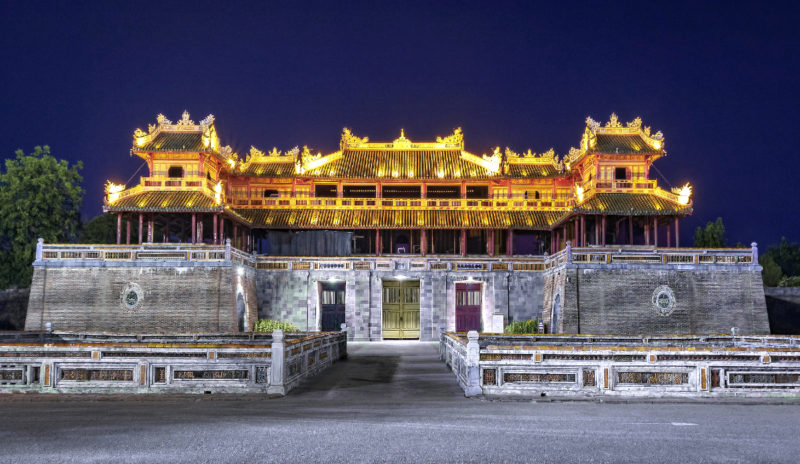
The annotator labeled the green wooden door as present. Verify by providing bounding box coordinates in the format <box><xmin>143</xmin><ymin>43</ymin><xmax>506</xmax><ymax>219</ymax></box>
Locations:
<box><xmin>382</xmin><ymin>280</ymin><xmax>420</xmax><ymax>339</ymax></box>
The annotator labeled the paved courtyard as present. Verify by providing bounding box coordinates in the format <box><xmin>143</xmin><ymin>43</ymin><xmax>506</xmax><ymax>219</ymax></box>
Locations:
<box><xmin>2</xmin><ymin>341</ymin><xmax>800</xmax><ymax>463</ymax></box>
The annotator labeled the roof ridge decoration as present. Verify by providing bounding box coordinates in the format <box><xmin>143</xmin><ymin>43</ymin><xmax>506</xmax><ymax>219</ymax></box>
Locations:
<box><xmin>567</xmin><ymin>114</ymin><xmax>665</xmax><ymax>165</ymax></box>
<box><xmin>133</xmin><ymin>110</ymin><xmax>219</xmax><ymax>151</ymax></box>
<box><xmin>460</xmin><ymin>147</ymin><xmax>502</xmax><ymax>175</ymax></box>
<box><xmin>296</xmin><ymin>146</ymin><xmax>342</xmax><ymax>175</ymax></box>
<box><xmin>338</xmin><ymin>127</ymin><xmax>465</xmax><ymax>150</ymax></box>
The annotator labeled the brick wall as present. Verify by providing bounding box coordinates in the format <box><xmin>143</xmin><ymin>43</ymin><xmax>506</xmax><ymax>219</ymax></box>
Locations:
<box><xmin>25</xmin><ymin>264</ymin><xmax>250</xmax><ymax>333</ymax></box>
<box><xmin>543</xmin><ymin>264</ymin><xmax>770</xmax><ymax>335</ymax></box>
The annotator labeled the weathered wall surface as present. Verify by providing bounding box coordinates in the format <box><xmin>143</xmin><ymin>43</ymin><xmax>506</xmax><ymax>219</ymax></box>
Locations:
<box><xmin>542</xmin><ymin>264</ymin><xmax>770</xmax><ymax>335</ymax></box>
<box><xmin>255</xmin><ymin>269</ymin><xmax>537</xmax><ymax>341</ymax></box>
<box><xmin>0</xmin><ymin>287</ymin><xmax>29</xmax><ymax>330</ymax></box>
<box><xmin>25</xmin><ymin>263</ymin><xmax>253</xmax><ymax>333</ymax></box>
<box><xmin>764</xmin><ymin>287</ymin><xmax>800</xmax><ymax>334</ymax></box>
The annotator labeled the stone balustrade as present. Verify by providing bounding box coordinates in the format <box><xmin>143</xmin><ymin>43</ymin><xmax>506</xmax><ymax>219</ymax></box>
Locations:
<box><xmin>35</xmin><ymin>240</ymin><xmax>759</xmax><ymax>272</ymax></box>
<box><xmin>441</xmin><ymin>331</ymin><xmax>800</xmax><ymax>398</ymax></box>
<box><xmin>0</xmin><ymin>330</ymin><xmax>346</xmax><ymax>395</ymax></box>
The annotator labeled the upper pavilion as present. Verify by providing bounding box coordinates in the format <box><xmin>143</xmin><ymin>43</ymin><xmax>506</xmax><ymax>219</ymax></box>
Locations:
<box><xmin>105</xmin><ymin>111</ymin><xmax>692</xmax><ymax>256</ymax></box>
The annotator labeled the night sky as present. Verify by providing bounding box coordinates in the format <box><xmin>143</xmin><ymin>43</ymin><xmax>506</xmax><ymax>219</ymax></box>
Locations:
<box><xmin>2</xmin><ymin>1</ymin><xmax>798</xmax><ymax>249</ymax></box>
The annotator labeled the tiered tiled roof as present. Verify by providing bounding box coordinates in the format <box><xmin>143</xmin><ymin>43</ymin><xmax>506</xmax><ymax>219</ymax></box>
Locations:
<box><xmin>233</xmin><ymin>209</ymin><xmax>562</xmax><ymax>229</ymax></box>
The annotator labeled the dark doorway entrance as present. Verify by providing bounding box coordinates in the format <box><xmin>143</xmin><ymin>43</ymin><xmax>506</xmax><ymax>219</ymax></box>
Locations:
<box><xmin>320</xmin><ymin>282</ymin><xmax>346</xmax><ymax>331</ymax></box>
<box><xmin>456</xmin><ymin>283</ymin><xmax>482</xmax><ymax>332</ymax></box>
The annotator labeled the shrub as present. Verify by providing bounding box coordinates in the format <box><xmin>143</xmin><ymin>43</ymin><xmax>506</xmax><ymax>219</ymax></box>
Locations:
<box><xmin>253</xmin><ymin>319</ymin><xmax>300</xmax><ymax>333</ymax></box>
<box><xmin>504</xmin><ymin>319</ymin><xmax>540</xmax><ymax>334</ymax></box>
<box><xmin>778</xmin><ymin>276</ymin><xmax>800</xmax><ymax>287</ymax></box>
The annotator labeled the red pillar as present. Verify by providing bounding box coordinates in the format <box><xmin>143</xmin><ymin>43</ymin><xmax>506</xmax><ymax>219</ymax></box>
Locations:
<box><xmin>213</xmin><ymin>214</ymin><xmax>218</xmax><ymax>245</ymax></box>
<box><xmin>191</xmin><ymin>214</ymin><xmax>197</xmax><ymax>244</ymax></box>
<box><xmin>580</xmin><ymin>215</ymin><xmax>585</xmax><ymax>247</ymax></box>
<box><xmin>628</xmin><ymin>215</ymin><xmax>634</xmax><ymax>245</ymax></box>
<box><xmin>667</xmin><ymin>223</ymin><xmax>672</xmax><ymax>247</ymax></box>
<box><xmin>147</xmin><ymin>217</ymin><xmax>153</xmax><ymax>243</ymax></box>
<box><xmin>138</xmin><ymin>214</ymin><xmax>143</xmax><ymax>244</ymax></box>
<box><xmin>507</xmin><ymin>229</ymin><xmax>514</xmax><ymax>257</ymax></box>
<box><xmin>574</xmin><ymin>219</ymin><xmax>579</xmax><ymax>246</ymax></box>
<box><xmin>376</xmin><ymin>229</ymin><xmax>381</xmax><ymax>256</ymax></box>
<box><xmin>460</xmin><ymin>229</ymin><xmax>467</xmax><ymax>257</ymax></box>
<box><xmin>674</xmin><ymin>217</ymin><xmax>680</xmax><ymax>248</ymax></box>
<box><xmin>219</xmin><ymin>217</ymin><xmax>225</xmax><ymax>245</ymax></box>
<box><xmin>653</xmin><ymin>217</ymin><xmax>659</xmax><ymax>247</ymax></box>
<box><xmin>116</xmin><ymin>213</ymin><xmax>122</xmax><ymax>244</ymax></box>
<box><xmin>488</xmin><ymin>230</ymin><xmax>495</xmax><ymax>256</ymax></box>
<box><xmin>644</xmin><ymin>222</ymin><xmax>650</xmax><ymax>246</ymax></box>
<box><xmin>126</xmin><ymin>218</ymin><xmax>131</xmax><ymax>245</ymax></box>
<box><xmin>421</xmin><ymin>229</ymin><xmax>427</xmax><ymax>255</ymax></box>
<box><xmin>233</xmin><ymin>224</ymin><xmax>238</xmax><ymax>249</ymax></box>
<box><xmin>197</xmin><ymin>215</ymin><xmax>203</xmax><ymax>244</ymax></box>
<box><xmin>601</xmin><ymin>216</ymin><xmax>607</xmax><ymax>246</ymax></box>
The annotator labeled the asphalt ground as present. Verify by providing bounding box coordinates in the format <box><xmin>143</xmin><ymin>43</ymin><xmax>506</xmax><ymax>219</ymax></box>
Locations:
<box><xmin>1</xmin><ymin>341</ymin><xmax>799</xmax><ymax>463</ymax></box>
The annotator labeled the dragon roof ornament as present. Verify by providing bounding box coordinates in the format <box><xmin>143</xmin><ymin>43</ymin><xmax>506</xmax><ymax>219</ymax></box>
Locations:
<box><xmin>338</xmin><ymin>127</ymin><xmax>465</xmax><ymax>150</ymax></box>
<box><xmin>133</xmin><ymin>110</ymin><xmax>219</xmax><ymax>150</ymax></box>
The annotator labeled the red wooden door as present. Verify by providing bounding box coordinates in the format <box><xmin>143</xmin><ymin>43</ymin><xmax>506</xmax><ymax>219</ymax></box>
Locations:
<box><xmin>456</xmin><ymin>283</ymin><xmax>482</xmax><ymax>332</ymax></box>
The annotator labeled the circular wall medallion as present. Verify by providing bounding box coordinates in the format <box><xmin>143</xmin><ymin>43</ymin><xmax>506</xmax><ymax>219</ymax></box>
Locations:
<box><xmin>651</xmin><ymin>285</ymin><xmax>675</xmax><ymax>316</ymax></box>
<box><xmin>120</xmin><ymin>283</ymin><xmax>143</xmax><ymax>311</ymax></box>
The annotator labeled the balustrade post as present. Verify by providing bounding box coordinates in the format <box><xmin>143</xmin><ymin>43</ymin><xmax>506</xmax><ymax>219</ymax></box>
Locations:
<box><xmin>225</xmin><ymin>238</ymin><xmax>231</xmax><ymax>261</ymax></box>
<box><xmin>566</xmin><ymin>240</ymin><xmax>572</xmax><ymax>263</ymax></box>
<box><xmin>36</xmin><ymin>238</ymin><xmax>43</xmax><ymax>261</ymax></box>
<box><xmin>751</xmin><ymin>242</ymin><xmax>758</xmax><ymax>264</ymax></box>
<box><xmin>464</xmin><ymin>330</ymin><xmax>482</xmax><ymax>396</ymax></box>
<box><xmin>268</xmin><ymin>329</ymin><xmax>285</xmax><ymax>395</ymax></box>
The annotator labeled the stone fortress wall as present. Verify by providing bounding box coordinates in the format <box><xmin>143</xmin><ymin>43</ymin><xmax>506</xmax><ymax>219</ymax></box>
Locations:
<box><xmin>25</xmin><ymin>241</ymin><xmax>769</xmax><ymax>337</ymax></box>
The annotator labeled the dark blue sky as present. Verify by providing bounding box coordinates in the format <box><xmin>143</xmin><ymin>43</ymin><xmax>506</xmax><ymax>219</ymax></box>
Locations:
<box><xmin>2</xmin><ymin>1</ymin><xmax>798</xmax><ymax>249</ymax></box>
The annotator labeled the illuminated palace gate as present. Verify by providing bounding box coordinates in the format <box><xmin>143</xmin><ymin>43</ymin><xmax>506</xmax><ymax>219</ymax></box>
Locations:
<box><xmin>98</xmin><ymin>112</ymin><xmax>698</xmax><ymax>339</ymax></box>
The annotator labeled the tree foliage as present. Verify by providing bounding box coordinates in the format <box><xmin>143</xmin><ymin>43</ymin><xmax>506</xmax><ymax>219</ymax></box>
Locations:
<box><xmin>759</xmin><ymin>254</ymin><xmax>784</xmax><ymax>287</ymax></box>
<box><xmin>765</xmin><ymin>237</ymin><xmax>800</xmax><ymax>278</ymax></box>
<box><xmin>79</xmin><ymin>213</ymin><xmax>117</xmax><ymax>244</ymax></box>
<box><xmin>693</xmin><ymin>217</ymin><xmax>727</xmax><ymax>248</ymax></box>
<box><xmin>0</xmin><ymin>146</ymin><xmax>83</xmax><ymax>288</ymax></box>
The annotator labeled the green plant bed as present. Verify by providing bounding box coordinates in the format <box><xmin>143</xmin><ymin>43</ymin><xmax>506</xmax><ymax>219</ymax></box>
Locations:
<box><xmin>504</xmin><ymin>319</ymin><xmax>540</xmax><ymax>334</ymax></box>
<box><xmin>253</xmin><ymin>319</ymin><xmax>300</xmax><ymax>333</ymax></box>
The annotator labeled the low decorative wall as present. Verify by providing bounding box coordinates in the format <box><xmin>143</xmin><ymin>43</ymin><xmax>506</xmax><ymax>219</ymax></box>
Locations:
<box><xmin>441</xmin><ymin>331</ymin><xmax>800</xmax><ymax>398</ymax></box>
<box><xmin>0</xmin><ymin>330</ymin><xmax>346</xmax><ymax>395</ymax></box>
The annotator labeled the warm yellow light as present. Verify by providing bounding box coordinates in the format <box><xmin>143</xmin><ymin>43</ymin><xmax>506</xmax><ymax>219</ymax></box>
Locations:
<box><xmin>576</xmin><ymin>184</ymin><xmax>585</xmax><ymax>203</ymax></box>
<box><xmin>227</xmin><ymin>159</ymin><xmax>235</xmax><ymax>168</ymax></box>
<box><xmin>408</xmin><ymin>171</ymin><xmax>414</xmax><ymax>178</ymax></box>
<box><xmin>677</xmin><ymin>183</ymin><xmax>692</xmax><ymax>205</ymax></box>
<box><xmin>652</xmin><ymin>140</ymin><xmax>662</xmax><ymax>150</ymax></box>
<box><xmin>105</xmin><ymin>181</ymin><xmax>125</xmax><ymax>204</ymax></box>
<box><xmin>437</xmin><ymin>170</ymin><xmax>445</xmax><ymax>179</ymax></box>
<box><xmin>392</xmin><ymin>171</ymin><xmax>399</xmax><ymax>178</ymax></box>
<box><xmin>214</xmin><ymin>181</ymin><xmax>223</xmax><ymax>205</ymax></box>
